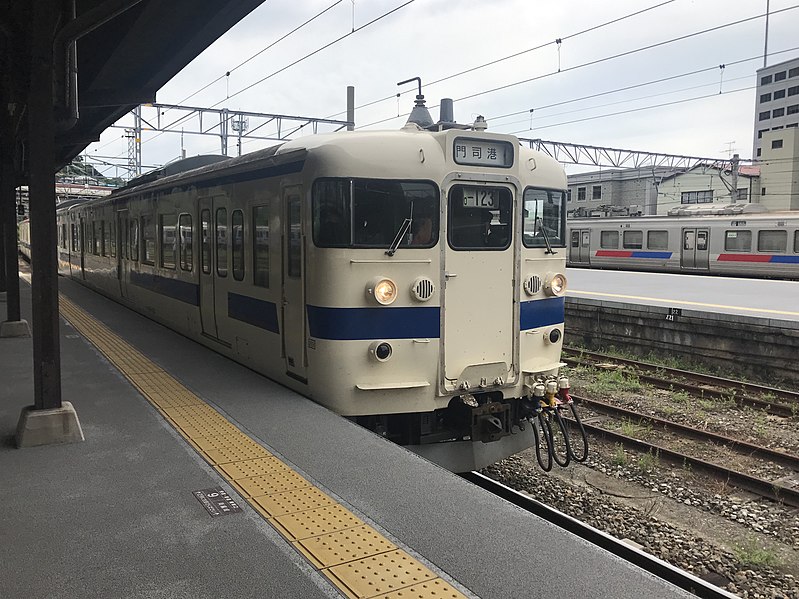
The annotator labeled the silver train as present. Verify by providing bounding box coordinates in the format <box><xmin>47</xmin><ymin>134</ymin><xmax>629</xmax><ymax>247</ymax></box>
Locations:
<box><xmin>22</xmin><ymin>102</ymin><xmax>574</xmax><ymax>471</ymax></box>
<box><xmin>567</xmin><ymin>204</ymin><xmax>799</xmax><ymax>279</ymax></box>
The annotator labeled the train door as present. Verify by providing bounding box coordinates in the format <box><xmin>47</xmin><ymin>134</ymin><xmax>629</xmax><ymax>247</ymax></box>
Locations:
<box><xmin>681</xmin><ymin>228</ymin><xmax>710</xmax><ymax>270</ymax></box>
<box><xmin>117</xmin><ymin>209</ymin><xmax>129</xmax><ymax>297</ymax></box>
<box><xmin>281</xmin><ymin>186</ymin><xmax>306</xmax><ymax>381</ymax></box>
<box><xmin>78</xmin><ymin>216</ymin><xmax>86</xmax><ymax>279</ymax></box>
<box><xmin>570</xmin><ymin>229</ymin><xmax>591</xmax><ymax>263</ymax></box>
<box><xmin>442</xmin><ymin>183</ymin><xmax>516</xmax><ymax>392</ymax></box>
<box><xmin>198</xmin><ymin>197</ymin><xmax>227</xmax><ymax>340</ymax></box>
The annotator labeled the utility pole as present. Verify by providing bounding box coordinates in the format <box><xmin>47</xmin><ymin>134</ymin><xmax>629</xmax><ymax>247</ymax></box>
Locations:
<box><xmin>730</xmin><ymin>153</ymin><xmax>740</xmax><ymax>203</ymax></box>
<box><xmin>764</xmin><ymin>0</ymin><xmax>770</xmax><ymax>68</ymax></box>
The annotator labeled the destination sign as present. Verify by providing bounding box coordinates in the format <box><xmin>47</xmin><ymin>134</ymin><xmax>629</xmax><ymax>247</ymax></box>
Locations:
<box><xmin>453</xmin><ymin>137</ymin><xmax>513</xmax><ymax>168</ymax></box>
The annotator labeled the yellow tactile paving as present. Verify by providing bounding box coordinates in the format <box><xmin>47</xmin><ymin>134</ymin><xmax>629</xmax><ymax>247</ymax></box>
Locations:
<box><xmin>57</xmin><ymin>293</ymin><xmax>470</xmax><ymax>599</ymax></box>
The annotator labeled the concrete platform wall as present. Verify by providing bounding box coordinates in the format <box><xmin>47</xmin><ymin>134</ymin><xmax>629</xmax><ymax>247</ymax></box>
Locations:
<box><xmin>565</xmin><ymin>298</ymin><xmax>799</xmax><ymax>387</ymax></box>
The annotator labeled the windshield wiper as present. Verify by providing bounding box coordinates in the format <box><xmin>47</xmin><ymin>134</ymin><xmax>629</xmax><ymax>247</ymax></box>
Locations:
<box><xmin>536</xmin><ymin>216</ymin><xmax>556</xmax><ymax>255</ymax></box>
<box><xmin>386</xmin><ymin>218</ymin><xmax>412</xmax><ymax>256</ymax></box>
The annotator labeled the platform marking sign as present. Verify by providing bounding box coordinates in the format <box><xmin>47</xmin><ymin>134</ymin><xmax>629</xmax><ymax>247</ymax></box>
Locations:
<box><xmin>193</xmin><ymin>486</ymin><xmax>242</xmax><ymax>517</ymax></box>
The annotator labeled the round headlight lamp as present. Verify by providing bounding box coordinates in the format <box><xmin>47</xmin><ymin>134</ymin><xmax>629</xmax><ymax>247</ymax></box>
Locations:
<box><xmin>544</xmin><ymin>272</ymin><xmax>567</xmax><ymax>297</ymax></box>
<box><xmin>368</xmin><ymin>277</ymin><xmax>398</xmax><ymax>305</ymax></box>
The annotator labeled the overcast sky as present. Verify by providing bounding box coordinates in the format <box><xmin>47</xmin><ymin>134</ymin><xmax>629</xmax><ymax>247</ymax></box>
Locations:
<box><xmin>86</xmin><ymin>0</ymin><xmax>798</xmax><ymax>178</ymax></box>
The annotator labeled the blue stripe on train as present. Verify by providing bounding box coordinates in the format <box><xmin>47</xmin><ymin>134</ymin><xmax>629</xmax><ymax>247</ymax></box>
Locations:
<box><xmin>520</xmin><ymin>297</ymin><xmax>565</xmax><ymax>331</ymax></box>
<box><xmin>770</xmin><ymin>255</ymin><xmax>799</xmax><ymax>264</ymax></box>
<box><xmin>632</xmin><ymin>251</ymin><xmax>672</xmax><ymax>259</ymax></box>
<box><xmin>130</xmin><ymin>271</ymin><xmax>200</xmax><ymax>305</ymax></box>
<box><xmin>228</xmin><ymin>292</ymin><xmax>280</xmax><ymax>333</ymax></box>
<box><xmin>307</xmin><ymin>305</ymin><xmax>441</xmax><ymax>340</ymax></box>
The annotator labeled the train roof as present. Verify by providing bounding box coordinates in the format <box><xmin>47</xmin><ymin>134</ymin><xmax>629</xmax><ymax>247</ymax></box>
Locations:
<box><xmin>567</xmin><ymin>204</ymin><xmax>799</xmax><ymax>224</ymax></box>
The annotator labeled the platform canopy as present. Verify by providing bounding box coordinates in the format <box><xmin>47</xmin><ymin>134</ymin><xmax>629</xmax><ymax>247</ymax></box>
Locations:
<box><xmin>2</xmin><ymin>0</ymin><xmax>267</xmax><ymax>173</ymax></box>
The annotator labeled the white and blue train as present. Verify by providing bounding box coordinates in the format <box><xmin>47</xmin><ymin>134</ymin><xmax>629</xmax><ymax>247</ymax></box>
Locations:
<box><xmin>25</xmin><ymin>98</ymin><xmax>574</xmax><ymax>471</ymax></box>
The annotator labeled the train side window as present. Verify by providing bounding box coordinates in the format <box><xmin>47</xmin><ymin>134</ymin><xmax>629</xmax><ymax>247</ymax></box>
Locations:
<box><xmin>109</xmin><ymin>220</ymin><xmax>116</xmax><ymax>258</ymax></box>
<box><xmin>622</xmin><ymin>230</ymin><xmax>643</xmax><ymax>249</ymax></box>
<box><xmin>647</xmin><ymin>230</ymin><xmax>668</xmax><ymax>250</ymax></box>
<box><xmin>71</xmin><ymin>223</ymin><xmax>78</xmax><ymax>251</ymax></box>
<box><xmin>92</xmin><ymin>221</ymin><xmax>100</xmax><ymax>255</ymax></box>
<box><xmin>160</xmin><ymin>213</ymin><xmax>177</xmax><ymax>269</ymax></box>
<box><xmin>141</xmin><ymin>215</ymin><xmax>155</xmax><ymax>264</ymax></box>
<box><xmin>201</xmin><ymin>209</ymin><xmax>211</xmax><ymax>274</ymax></box>
<box><xmin>232</xmin><ymin>209</ymin><xmax>245</xmax><ymax>281</ymax></box>
<box><xmin>794</xmin><ymin>231</ymin><xmax>799</xmax><ymax>253</ymax></box>
<box><xmin>600</xmin><ymin>231</ymin><xmax>619</xmax><ymax>249</ymax></box>
<box><xmin>758</xmin><ymin>230</ymin><xmax>787</xmax><ymax>253</ymax></box>
<box><xmin>571</xmin><ymin>230</ymin><xmax>579</xmax><ymax>248</ymax></box>
<box><xmin>287</xmin><ymin>197</ymin><xmax>302</xmax><ymax>277</ymax></box>
<box><xmin>179</xmin><ymin>214</ymin><xmax>193</xmax><ymax>271</ymax></box>
<box><xmin>253</xmin><ymin>205</ymin><xmax>269</xmax><ymax>288</ymax></box>
<box><xmin>61</xmin><ymin>224</ymin><xmax>67</xmax><ymax>249</ymax></box>
<box><xmin>101</xmin><ymin>221</ymin><xmax>108</xmax><ymax>256</ymax></box>
<box><xmin>130</xmin><ymin>218</ymin><xmax>139</xmax><ymax>261</ymax></box>
<box><xmin>216</xmin><ymin>207</ymin><xmax>228</xmax><ymax>277</ymax></box>
<box><xmin>724</xmin><ymin>230</ymin><xmax>751</xmax><ymax>251</ymax></box>
<box><xmin>522</xmin><ymin>188</ymin><xmax>566</xmax><ymax>249</ymax></box>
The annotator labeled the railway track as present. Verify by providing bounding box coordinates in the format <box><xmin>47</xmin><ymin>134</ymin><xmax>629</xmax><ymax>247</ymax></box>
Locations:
<box><xmin>565</xmin><ymin>397</ymin><xmax>799</xmax><ymax>507</ymax></box>
<box><xmin>562</xmin><ymin>348</ymin><xmax>799</xmax><ymax>418</ymax></box>
<box><xmin>461</xmin><ymin>471</ymin><xmax>738</xmax><ymax>599</ymax></box>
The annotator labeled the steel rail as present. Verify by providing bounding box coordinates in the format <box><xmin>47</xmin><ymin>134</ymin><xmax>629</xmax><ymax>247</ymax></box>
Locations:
<box><xmin>570</xmin><ymin>419</ymin><xmax>799</xmax><ymax>507</ymax></box>
<box><xmin>573</xmin><ymin>395</ymin><xmax>799</xmax><ymax>470</ymax></box>
<box><xmin>461</xmin><ymin>472</ymin><xmax>739</xmax><ymax>599</ymax></box>
<box><xmin>562</xmin><ymin>349</ymin><xmax>797</xmax><ymax>418</ymax></box>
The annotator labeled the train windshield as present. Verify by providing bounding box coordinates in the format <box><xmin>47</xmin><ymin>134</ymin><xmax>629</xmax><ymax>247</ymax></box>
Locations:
<box><xmin>313</xmin><ymin>178</ymin><xmax>439</xmax><ymax>248</ymax></box>
<box><xmin>522</xmin><ymin>188</ymin><xmax>566</xmax><ymax>248</ymax></box>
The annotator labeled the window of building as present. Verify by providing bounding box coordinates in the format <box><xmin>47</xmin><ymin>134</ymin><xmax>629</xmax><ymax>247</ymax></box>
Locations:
<box><xmin>762</xmin><ymin>187</ymin><xmax>766</xmax><ymax>195</ymax></box>
<box><xmin>201</xmin><ymin>209</ymin><xmax>211</xmax><ymax>274</ymax></box>
<box><xmin>761</xmin><ymin>74</ymin><xmax>772</xmax><ymax>85</ymax></box>
<box><xmin>772</xmin><ymin>139</ymin><xmax>784</xmax><ymax>149</ymax></box>
<box><xmin>253</xmin><ymin>205</ymin><xmax>269</xmax><ymax>288</ymax></box>
<box><xmin>788</xmin><ymin>104</ymin><xmax>799</xmax><ymax>115</ymax></box>
<box><xmin>759</xmin><ymin>111</ymin><xmax>770</xmax><ymax>121</ymax></box>
<box><xmin>647</xmin><ymin>230</ymin><xmax>668</xmax><ymax>250</ymax></box>
<box><xmin>725</xmin><ymin>230</ymin><xmax>751</xmax><ymax>251</ymax></box>
<box><xmin>788</xmin><ymin>122</ymin><xmax>798</xmax><ymax>128</ymax></box>
<box><xmin>681</xmin><ymin>190</ymin><xmax>713</xmax><ymax>204</ymax></box>
<box><xmin>772</xmin><ymin>107</ymin><xmax>785</xmax><ymax>118</ymax></box>
<box><xmin>232</xmin><ymin>209</ymin><xmax>244</xmax><ymax>281</ymax></box>
<box><xmin>758</xmin><ymin>230</ymin><xmax>787</xmax><ymax>252</ymax></box>
<box><xmin>141</xmin><ymin>215</ymin><xmax>155</xmax><ymax>264</ymax></box>
<box><xmin>789</xmin><ymin>67</ymin><xmax>799</xmax><ymax>78</ymax></box>
<box><xmin>622</xmin><ymin>230</ymin><xmax>643</xmax><ymax>249</ymax></box>
<box><xmin>592</xmin><ymin>185</ymin><xmax>602</xmax><ymax>200</ymax></box>
<box><xmin>774</xmin><ymin>89</ymin><xmax>786</xmax><ymax>99</ymax></box>
<box><xmin>216</xmin><ymin>207</ymin><xmax>227</xmax><ymax>277</ymax></box>
<box><xmin>577</xmin><ymin>187</ymin><xmax>586</xmax><ymax>201</ymax></box>
<box><xmin>757</xmin><ymin>148</ymin><xmax>762</xmax><ymax>157</ymax></box>
<box><xmin>775</xmin><ymin>71</ymin><xmax>787</xmax><ymax>82</ymax></box>
<box><xmin>159</xmin><ymin>213</ymin><xmax>177</xmax><ymax>269</ymax></box>
<box><xmin>758</xmin><ymin>129</ymin><xmax>768</xmax><ymax>139</ymax></box>
<box><xmin>179</xmin><ymin>214</ymin><xmax>192</xmax><ymax>271</ymax></box>
<box><xmin>566</xmin><ymin>189</ymin><xmax>572</xmax><ymax>203</ymax></box>
<box><xmin>736</xmin><ymin>189</ymin><xmax>748</xmax><ymax>203</ymax></box>
<box><xmin>789</xmin><ymin>85</ymin><xmax>799</xmax><ymax>96</ymax></box>
<box><xmin>600</xmin><ymin>230</ymin><xmax>619</xmax><ymax>249</ymax></box>
<box><xmin>760</xmin><ymin>93</ymin><xmax>771</xmax><ymax>103</ymax></box>
<box><xmin>772</xmin><ymin>126</ymin><xmax>783</xmax><ymax>130</ymax></box>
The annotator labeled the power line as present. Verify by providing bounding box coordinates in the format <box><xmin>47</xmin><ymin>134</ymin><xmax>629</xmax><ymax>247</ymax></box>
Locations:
<box><xmin>356</xmin><ymin>5</ymin><xmax>799</xmax><ymax>130</ymax></box>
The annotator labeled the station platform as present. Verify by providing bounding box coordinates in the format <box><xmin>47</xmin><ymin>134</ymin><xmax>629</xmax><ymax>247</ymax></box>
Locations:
<box><xmin>2</xmin><ymin>273</ymin><xmax>697</xmax><ymax>599</ymax></box>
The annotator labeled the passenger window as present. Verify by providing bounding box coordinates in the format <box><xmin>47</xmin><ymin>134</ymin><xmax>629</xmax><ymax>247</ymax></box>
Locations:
<box><xmin>794</xmin><ymin>231</ymin><xmax>799</xmax><ymax>253</ymax></box>
<box><xmin>758</xmin><ymin>230</ymin><xmax>787</xmax><ymax>252</ymax></box>
<box><xmin>647</xmin><ymin>230</ymin><xmax>668</xmax><ymax>250</ymax></box>
<box><xmin>571</xmin><ymin>231</ymin><xmax>579</xmax><ymax>248</ymax></box>
<box><xmin>201</xmin><ymin>209</ymin><xmax>211</xmax><ymax>274</ymax></box>
<box><xmin>600</xmin><ymin>231</ymin><xmax>619</xmax><ymax>249</ymax></box>
<box><xmin>449</xmin><ymin>185</ymin><xmax>512</xmax><ymax>250</ymax></box>
<box><xmin>287</xmin><ymin>197</ymin><xmax>302</xmax><ymax>277</ymax></box>
<box><xmin>179</xmin><ymin>214</ymin><xmax>192</xmax><ymax>271</ymax></box>
<box><xmin>71</xmin><ymin>223</ymin><xmax>78</xmax><ymax>252</ymax></box>
<box><xmin>724</xmin><ymin>230</ymin><xmax>751</xmax><ymax>251</ymax></box>
<box><xmin>232</xmin><ymin>209</ymin><xmax>245</xmax><ymax>281</ymax></box>
<box><xmin>130</xmin><ymin>218</ymin><xmax>139</xmax><ymax>261</ymax></box>
<box><xmin>160</xmin><ymin>213</ymin><xmax>177</xmax><ymax>269</ymax></box>
<box><xmin>92</xmin><ymin>221</ymin><xmax>100</xmax><ymax>255</ymax></box>
<box><xmin>61</xmin><ymin>224</ymin><xmax>67</xmax><ymax>249</ymax></box>
<box><xmin>101</xmin><ymin>221</ymin><xmax>108</xmax><ymax>256</ymax></box>
<box><xmin>109</xmin><ymin>220</ymin><xmax>116</xmax><ymax>258</ymax></box>
<box><xmin>216</xmin><ymin>207</ymin><xmax>227</xmax><ymax>277</ymax></box>
<box><xmin>253</xmin><ymin>205</ymin><xmax>270</xmax><ymax>288</ymax></box>
<box><xmin>622</xmin><ymin>230</ymin><xmax>643</xmax><ymax>249</ymax></box>
<box><xmin>141</xmin><ymin>215</ymin><xmax>155</xmax><ymax>264</ymax></box>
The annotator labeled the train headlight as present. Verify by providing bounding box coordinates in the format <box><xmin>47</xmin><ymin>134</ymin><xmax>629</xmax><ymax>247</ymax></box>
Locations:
<box><xmin>369</xmin><ymin>341</ymin><xmax>393</xmax><ymax>362</ymax></box>
<box><xmin>368</xmin><ymin>278</ymin><xmax>398</xmax><ymax>305</ymax></box>
<box><xmin>543</xmin><ymin>272</ymin><xmax>567</xmax><ymax>297</ymax></box>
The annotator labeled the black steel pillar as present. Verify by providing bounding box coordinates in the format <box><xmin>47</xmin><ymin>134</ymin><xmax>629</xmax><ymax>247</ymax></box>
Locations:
<box><xmin>1</xmin><ymin>90</ymin><xmax>21</xmax><ymax>322</ymax></box>
<box><xmin>28</xmin><ymin>0</ymin><xmax>61</xmax><ymax>409</ymax></box>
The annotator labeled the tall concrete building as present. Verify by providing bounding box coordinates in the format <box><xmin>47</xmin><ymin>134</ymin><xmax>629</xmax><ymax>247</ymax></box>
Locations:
<box><xmin>759</xmin><ymin>128</ymin><xmax>799</xmax><ymax>210</ymax></box>
<box><xmin>752</xmin><ymin>57</ymin><xmax>799</xmax><ymax>159</ymax></box>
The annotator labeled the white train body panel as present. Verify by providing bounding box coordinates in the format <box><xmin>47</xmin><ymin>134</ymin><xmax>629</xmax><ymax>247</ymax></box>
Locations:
<box><xmin>29</xmin><ymin>124</ymin><xmax>570</xmax><ymax>471</ymax></box>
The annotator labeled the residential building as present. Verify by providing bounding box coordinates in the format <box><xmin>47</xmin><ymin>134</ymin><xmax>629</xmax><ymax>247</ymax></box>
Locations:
<box><xmin>654</xmin><ymin>165</ymin><xmax>759</xmax><ymax>215</ymax></box>
<box><xmin>566</xmin><ymin>167</ymin><xmax>678</xmax><ymax>217</ymax></box>
<box><xmin>752</xmin><ymin>56</ymin><xmax>799</xmax><ymax>159</ymax></box>
<box><xmin>759</xmin><ymin>128</ymin><xmax>799</xmax><ymax>210</ymax></box>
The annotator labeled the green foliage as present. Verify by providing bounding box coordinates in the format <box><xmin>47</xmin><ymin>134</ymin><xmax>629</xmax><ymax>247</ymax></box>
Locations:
<box><xmin>584</xmin><ymin>369</ymin><xmax>643</xmax><ymax>396</ymax></box>
<box><xmin>733</xmin><ymin>538</ymin><xmax>779</xmax><ymax>568</ymax></box>
<box><xmin>611</xmin><ymin>444</ymin><xmax>628</xmax><ymax>467</ymax></box>
<box><xmin>638</xmin><ymin>451</ymin><xmax>658</xmax><ymax>472</ymax></box>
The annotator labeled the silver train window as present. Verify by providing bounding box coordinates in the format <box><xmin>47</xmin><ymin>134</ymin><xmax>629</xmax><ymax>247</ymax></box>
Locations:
<box><xmin>312</xmin><ymin>178</ymin><xmax>439</xmax><ymax>249</ymax></box>
<box><xmin>522</xmin><ymin>188</ymin><xmax>566</xmax><ymax>248</ymax></box>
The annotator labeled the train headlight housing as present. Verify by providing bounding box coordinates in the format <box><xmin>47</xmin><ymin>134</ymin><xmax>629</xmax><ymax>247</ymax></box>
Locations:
<box><xmin>369</xmin><ymin>341</ymin><xmax>393</xmax><ymax>362</ymax></box>
<box><xmin>368</xmin><ymin>277</ymin><xmax>398</xmax><ymax>305</ymax></box>
<box><xmin>543</xmin><ymin>272</ymin><xmax>567</xmax><ymax>297</ymax></box>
